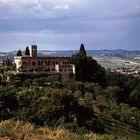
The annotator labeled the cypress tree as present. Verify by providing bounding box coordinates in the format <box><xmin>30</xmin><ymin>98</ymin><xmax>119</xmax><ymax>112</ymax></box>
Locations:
<box><xmin>16</xmin><ymin>50</ymin><xmax>22</xmax><ymax>56</ymax></box>
<box><xmin>25</xmin><ymin>46</ymin><xmax>30</xmax><ymax>55</ymax></box>
<box><xmin>79</xmin><ymin>43</ymin><xmax>87</xmax><ymax>56</ymax></box>
<box><xmin>71</xmin><ymin>44</ymin><xmax>106</xmax><ymax>86</ymax></box>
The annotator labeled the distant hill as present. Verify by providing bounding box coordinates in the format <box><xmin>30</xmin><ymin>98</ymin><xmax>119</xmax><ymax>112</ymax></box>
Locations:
<box><xmin>37</xmin><ymin>49</ymin><xmax>140</xmax><ymax>58</ymax></box>
<box><xmin>0</xmin><ymin>49</ymin><xmax>140</xmax><ymax>63</ymax></box>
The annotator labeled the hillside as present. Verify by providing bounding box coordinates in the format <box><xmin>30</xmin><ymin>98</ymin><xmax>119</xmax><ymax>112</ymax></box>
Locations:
<box><xmin>0</xmin><ymin>119</ymin><xmax>139</xmax><ymax>140</ymax></box>
<box><xmin>0</xmin><ymin>47</ymin><xmax>140</xmax><ymax>140</ymax></box>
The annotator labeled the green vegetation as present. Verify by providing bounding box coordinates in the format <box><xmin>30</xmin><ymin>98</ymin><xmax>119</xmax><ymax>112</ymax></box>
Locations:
<box><xmin>71</xmin><ymin>44</ymin><xmax>106</xmax><ymax>86</ymax></box>
<box><xmin>0</xmin><ymin>79</ymin><xmax>140</xmax><ymax>139</ymax></box>
<box><xmin>0</xmin><ymin>82</ymin><xmax>103</xmax><ymax>132</ymax></box>
<box><xmin>25</xmin><ymin>46</ymin><xmax>30</xmax><ymax>56</ymax></box>
<box><xmin>16</xmin><ymin>50</ymin><xmax>22</xmax><ymax>56</ymax></box>
<box><xmin>0</xmin><ymin>44</ymin><xmax>140</xmax><ymax>139</ymax></box>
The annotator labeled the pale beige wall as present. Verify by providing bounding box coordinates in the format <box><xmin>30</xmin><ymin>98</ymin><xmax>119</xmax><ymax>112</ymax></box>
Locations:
<box><xmin>14</xmin><ymin>56</ymin><xmax>22</xmax><ymax>72</ymax></box>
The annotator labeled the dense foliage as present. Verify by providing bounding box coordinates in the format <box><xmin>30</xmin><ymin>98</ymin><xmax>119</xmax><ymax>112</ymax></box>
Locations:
<box><xmin>0</xmin><ymin>45</ymin><xmax>140</xmax><ymax>138</ymax></box>
<box><xmin>0</xmin><ymin>71</ymin><xmax>140</xmax><ymax>136</ymax></box>
<box><xmin>79</xmin><ymin>43</ymin><xmax>87</xmax><ymax>56</ymax></box>
<box><xmin>2</xmin><ymin>56</ymin><xmax>12</xmax><ymax>67</ymax></box>
<box><xmin>71</xmin><ymin>44</ymin><xmax>106</xmax><ymax>86</ymax></box>
<box><xmin>0</xmin><ymin>80</ymin><xmax>104</xmax><ymax>133</ymax></box>
<box><xmin>16</xmin><ymin>50</ymin><xmax>22</xmax><ymax>56</ymax></box>
<box><xmin>25</xmin><ymin>46</ymin><xmax>30</xmax><ymax>56</ymax></box>
<box><xmin>106</xmin><ymin>70</ymin><xmax>140</xmax><ymax>108</ymax></box>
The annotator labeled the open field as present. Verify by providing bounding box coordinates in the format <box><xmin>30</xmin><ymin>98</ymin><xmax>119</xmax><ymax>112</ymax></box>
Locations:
<box><xmin>93</xmin><ymin>56</ymin><xmax>140</xmax><ymax>69</ymax></box>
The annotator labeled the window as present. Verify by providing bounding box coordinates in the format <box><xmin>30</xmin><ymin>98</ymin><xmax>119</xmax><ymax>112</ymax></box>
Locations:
<box><xmin>45</xmin><ymin>61</ymin><xmax>48</xmax><ymax>66</ymax></box>
<box><xmin>23</xmin><ymin>61</ymin><xmax>27</xmax><ymax>66</ymax></box>
<box><xmin>40</xmin><ymin>61</ymin><xmax>43</xmax><ymax>66</ymax></box>
<box><xmin>32</xmin><ymin>61</ymin><xmax>36</xmax><ymax>66</ymax></box>
<box><xmin>38</xmin><ymin>61</ymin><xmax>41</xmax><ymax>66</ymax></box>
<box><xmin>48</xmin><ymin>61</ymin><xmax>50</xmax><ymax>65</ymax></box>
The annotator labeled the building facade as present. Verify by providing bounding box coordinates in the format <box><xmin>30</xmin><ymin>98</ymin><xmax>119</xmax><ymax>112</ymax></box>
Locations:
<box><xmin>14</xmin><ymin>45</ymin><xmax>75</xmax><ymax>82</ymax></box>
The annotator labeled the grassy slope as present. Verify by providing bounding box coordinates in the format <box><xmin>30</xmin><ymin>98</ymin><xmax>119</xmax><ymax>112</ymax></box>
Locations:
<box><xmin>0</xmin><ymin>120</ymin><xmax>120</xmax><ymax>140</ymax></box>
<box><xmin>0</xmin><ymin>120</ymin><xmax>139</xmax><ymax>140</ymax></box>
<box><xmin>100</xmin><ymin>114</ymin><xmax>140</xmax><ymax>140</ymax></box>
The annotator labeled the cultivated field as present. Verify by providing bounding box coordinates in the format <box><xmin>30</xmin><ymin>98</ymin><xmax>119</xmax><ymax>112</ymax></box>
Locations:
<box><xmin>93</xmin><ymin>56</ymin><xmax>140</xmax><ymax>69</ymax></box>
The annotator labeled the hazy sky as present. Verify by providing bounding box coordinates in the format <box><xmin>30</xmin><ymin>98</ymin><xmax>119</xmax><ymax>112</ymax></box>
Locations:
<box><xmin>0</xmin><ymin>0</ymin><xmax>140</xmax><ymax>51</ymax></box>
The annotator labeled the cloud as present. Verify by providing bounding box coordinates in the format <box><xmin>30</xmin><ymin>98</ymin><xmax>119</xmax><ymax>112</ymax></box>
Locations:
<box><xmin>0</xmin><ymin>0</ymin><xmax>140</xmax><ymax>51</ymax></box>
<box><xmin>0</xmin><ymin>0</ymin><xmax>86</xmax><ymax>19</ymax></box>
<box><xmin>0</xmin><ymin>0</ymin><xmax>140</xmax><ymax>20</ymax></box>
<box><xmin>54</xmin><ymin>3</ymin><xmax>69</xmax><ymax>10</ymax></box>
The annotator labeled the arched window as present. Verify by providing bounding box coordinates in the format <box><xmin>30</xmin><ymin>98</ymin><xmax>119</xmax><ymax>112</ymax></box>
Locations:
<box><xmin>23</xmin><ymin>61</ymin><xmax>27</xmax><ymax>66</ymax></box>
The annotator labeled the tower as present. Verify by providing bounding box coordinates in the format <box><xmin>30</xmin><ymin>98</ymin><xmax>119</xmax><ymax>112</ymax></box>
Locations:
<box><xmin>30</xmin><ymin>45</ymin><xmax>37</xmax><ymax>57</ymax></box>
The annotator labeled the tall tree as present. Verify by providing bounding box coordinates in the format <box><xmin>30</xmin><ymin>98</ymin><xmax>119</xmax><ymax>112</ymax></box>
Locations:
<box><xmin>71</xmin><ymin>44</ymin><xmax>106</xmax><ymax>86</ymax></box>
<box><xmin>3</xmin><ymin>56</ymin><xmax>12</xmax><ymax>66</ymax></box>
<box><xmin>25</xmin><ymin>46</ymin><xmax>30</xmax><ymax>55</ymax></box>
<box><xmin>79</xmin><ymin>43</ymin><xmax>87</xmax><ymax>56</ymax></box>
<box><xmin>16</xmin><ymin>50</ymin><xmax>22</xmax><ymax>56</ymax></box>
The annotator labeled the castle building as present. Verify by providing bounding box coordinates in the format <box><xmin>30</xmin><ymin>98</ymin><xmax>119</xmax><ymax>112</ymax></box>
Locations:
<box><xmin>14</xmin><ymin>45</ymin><xmax>75</xmax><ymax>82</ymax></box>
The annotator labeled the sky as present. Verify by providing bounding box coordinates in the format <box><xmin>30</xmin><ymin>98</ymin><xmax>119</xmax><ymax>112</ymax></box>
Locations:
<box><xmin>0</xmin><ymin>0</ymin><xmax>140</xmax><ymax>51</ymax></box>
